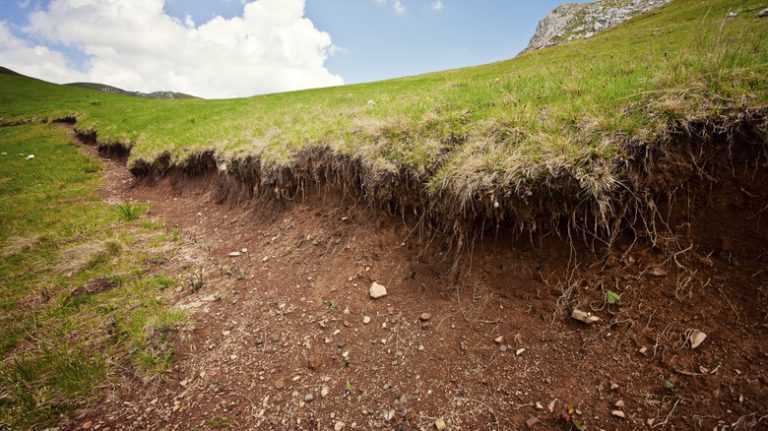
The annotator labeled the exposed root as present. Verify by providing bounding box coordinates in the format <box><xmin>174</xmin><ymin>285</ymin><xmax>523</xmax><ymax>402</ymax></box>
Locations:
<box><xmin>68</xmin><ymin>107</ymin><xmax>768</xmax><ymax>261</ymax></box>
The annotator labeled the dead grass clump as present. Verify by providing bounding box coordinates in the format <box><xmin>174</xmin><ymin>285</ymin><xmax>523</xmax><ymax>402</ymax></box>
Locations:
<box><xmin>55</xmin><ymin>241</ymin><xmax>113</xmax><ymax>275</ymax></box>
<box><xmin>1</xmin><ymin>235</ymin><xmax>41</xmax><ymax>259</ymax></box>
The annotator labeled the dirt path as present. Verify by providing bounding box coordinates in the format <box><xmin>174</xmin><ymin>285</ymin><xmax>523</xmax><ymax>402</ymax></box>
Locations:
<box><xmin>63</xmin><ymin>138</ymin><xmax>768</xmax><ymax>430</ymax></box>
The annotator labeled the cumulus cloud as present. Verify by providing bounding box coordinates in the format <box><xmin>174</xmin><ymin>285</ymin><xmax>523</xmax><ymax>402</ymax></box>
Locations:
<box><xmin>1</xmin><ymin>0</ymin><xmax>343</xmax><ymax>98</ymax></box>
<box><xmin>0</xmin><ymin>21</ymin><xmax>86</xmax><ymax>83</ymax></box>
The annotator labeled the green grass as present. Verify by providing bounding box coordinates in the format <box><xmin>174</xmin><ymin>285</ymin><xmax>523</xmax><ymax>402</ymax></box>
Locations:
<box><xmin>0</xmin><ymin>125</ymin><xmax>182</xmax><ymax>429</ymax></box>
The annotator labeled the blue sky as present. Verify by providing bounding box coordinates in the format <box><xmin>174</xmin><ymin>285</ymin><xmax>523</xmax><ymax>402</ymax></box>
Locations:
<box><xmin>0</xmin><ymin>0</ymin><xmax>585</xmax><ymax>97</ymax></box>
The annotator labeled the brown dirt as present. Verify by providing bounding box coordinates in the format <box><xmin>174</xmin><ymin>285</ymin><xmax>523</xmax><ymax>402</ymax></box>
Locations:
<box><xmin>61</xmin><ymin>132</ymin><xmax>768</xmax><ymax>430</ymax></box>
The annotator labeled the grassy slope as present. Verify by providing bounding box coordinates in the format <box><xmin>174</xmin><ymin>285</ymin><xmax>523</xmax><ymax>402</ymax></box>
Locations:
<box><xmin>0</xmin><ymin>0</ymin><xmax>766</xmax><ymax>214</ymax></box>
<box><xmin>0</xmin><ymin>125</ymin><xmax>183</xmax><ymax>429</ymax></box>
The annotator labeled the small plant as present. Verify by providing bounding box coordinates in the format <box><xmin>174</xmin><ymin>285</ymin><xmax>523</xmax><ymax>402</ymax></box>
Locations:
<box><xmin>117</xmin><ymin>203</ymin><xmax>141</xmax><ymax>222</ymax></box>
<box><xmin>328</xmin><ymin>300</ymin><xmax>338</xmax><ymax>310</ymax></box>
<box><xmin>605</xmin><ymin>290</ymin><xmax>622</xmax><ymax>305</ymax></box>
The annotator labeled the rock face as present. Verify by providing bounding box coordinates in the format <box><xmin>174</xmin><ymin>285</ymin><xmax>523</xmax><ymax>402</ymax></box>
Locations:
<box><xmin>526</xmin><ymin>0</ymin><xmax>671</xmax><ymax>51</ymax></box>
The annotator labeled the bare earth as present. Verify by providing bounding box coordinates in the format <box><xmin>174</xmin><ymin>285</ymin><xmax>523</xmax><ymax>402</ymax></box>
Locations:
<box><xmin>63</xmin><ymin>134</ymin><xmax>768</xmax><ymax>430</ymax></box>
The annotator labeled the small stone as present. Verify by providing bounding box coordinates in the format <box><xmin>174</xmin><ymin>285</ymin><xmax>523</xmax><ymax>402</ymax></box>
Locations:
<box><xmin>434</xmin><ymin>418</ymin><xmax>447</xmax><ymax>430</ymax></box>
<box><xmin>614</xmin><ymin>400</ymin><xmax>625</xmax><ymax>408</ymax></box>
<box><xmin>384</xmin><ymin>409</ymin><xmax>395</xmax><ymax>422</ymax></box>
<box><xmin>639</xmin><ymin>346</ymin><xmax>648</xmax><ymax>355</ymax></box>
<box><xmin>419</xmin><ymin>312</ymin><xmax>432</xmax><ymax>321</ymax></box>
<box><xmin>369</xmin><ymin>282</ymin><xmax>387</xmax><ymax>299</ymax></box>
<box><xmin>571</xmin><ymin>309</ymin><xmax>600</xmax><ymax>324</ymax></box>
<box><xmin>499</xmin><ymin>345</ymin><xmax>508</xmax><ymax>352</ymax></box>
<box><xmin>758</xmin><ymin>7</ymin><xmax>768</xmax><ymax>17</ymax></box>
<box><xmin>222</xmin><ymin>330</ymin><xmax>231</xmax><ymax>337</ymax></box>
<box><xmin>362</xmin><ymin>316</ymin><xmax>371</xmax><ymax>324</ymax></box>
<box><xmin>688</xmin><ymin>330</ymin><xmax>707</xmax><ymax>349</ymax></box>
<box><xmin>526</xmin><ymin>417</ymin><xmax>539</xmax><ymax>428</ymax></box>
<box><xmin>304</xmin><ymin>393</ymin><xmax>315</xmax><ymax>403</ymax></box>
<box><xmin>646</xmin><ymin>418</ymin><xmax>655</xmax><ymax>426</ymax></box>
<box><xmin>494</xmin><ymin>336</ymin><xmax>504</xmax><ymax>344</ymax></box>
<box><xmin>321</xmin><ymin>386</ymin><xmax>330</xmax><ymax>398</ymax></box>
<box><xmin>516</xmin><ymin>348</ymin><xmax>526</xmax><ymax>356</ymax></box>
<box><xmin>274</xmin><ymin>379</ymin><xmax>285</xmax><ymax>390</ymax></box>
<box><xmin>262</xmin><ymin>256</ymin><xmax>269</xmax><ymax>263</ymax></box>
<box><xmin>334</xmin><ymin>421</ymin><xmax>345</xmax><ymax>431</ymax></box>
<box><xmin>241</xmin><ymin>248</ymin><xmax>248</xmax><ymax>253</ymax></box>
<box><xmin>611</xmin><ymin>410</ymin><xmax>626</xmax><ymax>418</ymax></box>
<box><xmin>610</xmin><ymin>382</ymin><xmax>619</xmax><ymax>391</ymax></box>
<box><xmin>535</xmin><ymin>402</ymin><xmax>544</xmax><ymax>410</ymax></box>
<box><xmin>26</xmin><ymin>154</ymin><xmax>35</xmax><ymax>160</ymax></box>
<box><xmin>228</xmin><ymin>251</ymin><xmax>241</xmax><ymax>257</ymax></box>
<box><xmin>648</xmin><ymin>266</ymin><xmax>667</xmax><ymax>277</ymax></box>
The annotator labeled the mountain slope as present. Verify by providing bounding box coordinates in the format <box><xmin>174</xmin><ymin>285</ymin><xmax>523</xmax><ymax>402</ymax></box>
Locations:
<box><xmin>0</xmin><ymin>0</ymin><xmax>766</xmax><ymax>239</ymax></box>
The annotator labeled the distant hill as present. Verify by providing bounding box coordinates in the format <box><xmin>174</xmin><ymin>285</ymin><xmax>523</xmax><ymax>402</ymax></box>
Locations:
<box><xmin>0</xmin><ymin>66</ymin><xmax>197</xmax><ymax>99</ymax></box>
<box><xmin>0</xmin><ymin>66</ymin><xmax>23</xmax><ymax>76</ymax></box>
<box><xmin>65</xmin><ymin>82</ymin><xmax>198</xmax><ymax>100</ymax></box>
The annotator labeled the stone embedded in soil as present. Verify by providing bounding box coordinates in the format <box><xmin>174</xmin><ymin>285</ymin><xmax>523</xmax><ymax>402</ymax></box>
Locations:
<box><xmin>571</xmin><ymin>309</ymin><xmax>601</xmax><ymax>324</ymax></box>
<box><xmin>759</xmin><ymin>7</ymin><xmax>768</xmax><ymax>17</ymax></box>
<box><xmin>369</xmin><ymin>282</ymin><xmax>387</xmax><ymax>299</ymax></box>
<box><xmin>434</xmin><ymin>418</ymin><xmax>447</xmax><ymax>430</ymax></box>
<box><xmin>526</xmin><ymin>417</ymin><xmax>539</xmax><ymax>428</ymax></box>
<box><xmin>612</xmin><ymin>410</ymin><xmax>626</xmax><ymax>418</ymax></box>
<box><xmin>228</xmin><ymin>251</ymin><xmax>241</xmax><ymax>257</ymax></box>
<box><xmin>614</xmin><ymin>400</ymin><xmax>625</xmax><ymax>408</ymax></box>
<box><xmin>334</xmin><ymin>422</ymin><xmax>345</xmax><ymax>431</ymax></box>
<box><xmin>688</xmin><ymin>329</ymin><xmax>707</xmax><ymax>349</ymax></box>
<box><xmin>321</xmin><ymin>386</ymin><xmax>330</xmax><ymax>398</ymax></box>
<box><xmin>648</xmin><ymin>266</ymin><xmax>668</xmax><ymax>277</ymax></box>
<box><xmin>304</xmin><ymin>393</ymin><xmax>315</xmax><ymax>403</ymax></box>
<box><xmin>419</xmin><ymin>312</ymin><xmax>432</xmax><ymax>321</ymax></box>
<box><xmin>274</xmin><ymin>379</ymin><xmax>285</xmax><ymax>390</ymax></box>
<box><xmin>494</xmin><ymin>336</ymin><xmax>504</xmax><ymax>344</ymax></box>
<box><xmin>362</xmin><ymin>316</ymin><xmax>371</xmax><ymax>324</ymax></box>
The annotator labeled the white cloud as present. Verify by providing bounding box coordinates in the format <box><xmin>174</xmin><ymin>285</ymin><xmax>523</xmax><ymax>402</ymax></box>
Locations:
<box><xmin>431</xmin><ymin>0</ymin><xmax>444</xmax><ymax>11</ymax></box>
<box><xmin>0</xmin><ymin>21</ymin><xmax>86</xmax><ymax>83</ymax></box>
<box><xmin>375</xmin><ymin>0</ymin><xmax>406</xmax><ymax>15</ymax></box>
<box><xmin>2</xmin><ymin>0</ymin><xmax>343</xmax><ymax>98</ymax></box>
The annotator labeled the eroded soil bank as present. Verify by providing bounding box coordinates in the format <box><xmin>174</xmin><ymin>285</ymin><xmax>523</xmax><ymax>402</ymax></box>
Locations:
<box><xmin>60</xmin><ymin>124</ymin><xmax>768</xmax><ymax>430</ymax></box>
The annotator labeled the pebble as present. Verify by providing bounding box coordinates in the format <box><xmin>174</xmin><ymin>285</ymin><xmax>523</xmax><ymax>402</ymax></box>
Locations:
<box><xmin>494</xmin><ymin>336</ymin><xmax>504</xmax><ymax>344</ymax></box>
<box><xmin>304</xmin><ymin>393</ymin><xmax>315</xmax><ymax>403</ymax></box>
<box><xmin>241</xmin><ymin>248</ymin><xmax>248</xmax><ymax>253</ymax></box>
<box><xmin>262</xmin><ymin>256</ymin><xmax>269</xmax><ymax>263</ymax></box>
<box><xmin>274</xmin><ymin>379</ymin><xmax>285</xmax><ymax>390</ymax></box>
<box><xmin>688</xmin><ymin>330</ymin><xmax>707</xmax><ymax>349</ymax></box>
<box><xmin>571</xmin><ymin>309</ymin><xmax>600</xmax><ymax>324</ymax></box>
<box><xmin>228</xmin><ymin>251</ymin><xmax>241</xmax><ymax>257</ymax></box>
<box><xmin>516</xmin><ymin>348</ymin><xmax>526</xmax><ymax>356</ymax></box>
<box><xmin>321</xmin><ymin>386</ymin><xmax>330</xmax><ymax>398</ymax></box>
<box><xmin>384</xmin><ymin>409</ymin><xmax>395</xmax><ymax>421</ymax></box>
<box><xmin>615</xmin><ymin>400</ymin><xmax>625</xmax><ymax>408</ymax></box>
<box><xmin>526</xmin><ymin>417</ymin><xmax>539</xmax><ymax>428</ymax></box>
<box><xmin>363</xmin><ymin>316</ymin><xmax>371</xmax><ymax>324</ymax></box>
<box><xmin>610</xmin><ymin>382</ymin><xmax>619</xmax><ymax>391</ymax></box>
<box><xmin>369</xmin><ymin>282</ymin><xmax>387</xmax><ymax>299</ymax></box>
<box><xmin>611</xmin><ymin>410</ymin><xmax>626</xmax><ymax>418</ymax></box>
<box><xmin>334</xmin><ymin>422</ymin><xmax>345</xmax><ymax>431</ymax></box>
<box><xmin>759</xmin><ymin>7</ymin><xmax>768</xmax><ymax>17</ymax></box>
<box><xmin>26</xmin><ymin>154</ymin><xmax>35</xmax><ymax>160</ymax></box>
<box><xmin>434</xmin><ymin>418</ymin><xmax>447</xmax><ymax>430</ymax></box>
<box><xmin>535</xmin><ymin>402</ymin><xmax>544</xmax><ymax>410</ymax></box>
<box><xmin>419</xmin><ymin>312</ymin><xmax>432</xmax><ymax>321</ymax></box>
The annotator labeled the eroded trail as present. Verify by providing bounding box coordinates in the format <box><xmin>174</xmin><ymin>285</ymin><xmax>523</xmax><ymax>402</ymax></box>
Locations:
<box><xmin>64</xmin><ymin>137</ymin><xmax>768</xmax><ymax>430</ymax></box>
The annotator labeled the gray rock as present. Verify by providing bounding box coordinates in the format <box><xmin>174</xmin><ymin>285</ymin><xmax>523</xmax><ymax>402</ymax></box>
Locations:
<box><xmin>759</xmin><ymin>8</ymin><xmax>768</xmax><ymax>18</ymax></box>
<box><xmin>527</xmin><ymin>0</ymin><xmax>671</xmax><ymax>51</ymax></box>
<box><xmin>304</xmin><ymin>393</ymin><xmax>315</xmax><ymax>403</ymax></box>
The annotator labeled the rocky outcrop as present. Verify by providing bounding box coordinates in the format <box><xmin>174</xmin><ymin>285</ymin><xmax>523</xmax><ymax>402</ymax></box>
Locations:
<box><xmin>526</xmin><ymin>0</ymin><xmax>671</xmax><ymax>51</ymax></box>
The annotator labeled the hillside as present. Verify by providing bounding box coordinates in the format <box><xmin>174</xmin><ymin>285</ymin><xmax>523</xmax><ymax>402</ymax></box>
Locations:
<box><xmin>2</xmin><ymin>1</ymin><xmax>768</xmax><ymax>430</ymax></box>
<box><xmin>65</xmin><ymin>82</ymin><xmax>198</xmax><ymax>100</ymax></box>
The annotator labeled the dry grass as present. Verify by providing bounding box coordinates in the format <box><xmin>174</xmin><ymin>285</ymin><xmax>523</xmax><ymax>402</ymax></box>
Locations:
<box><xmin>1</xmin><ymin>235</ymin><xmax>41</xmax><ymax>259</ymax></box>
<box><xmin>54</xmin><ymin>241</ymin><xmax>111</xmax><ymax>275</ymax></box>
